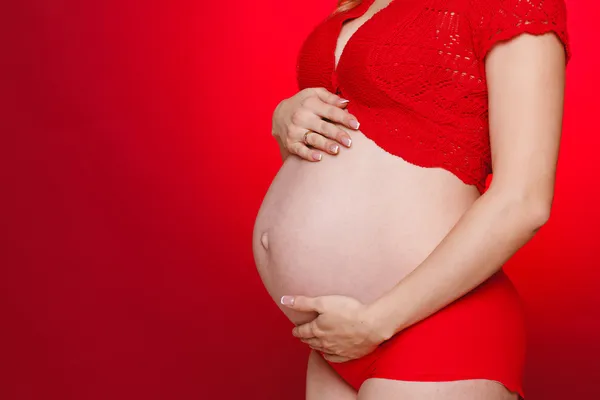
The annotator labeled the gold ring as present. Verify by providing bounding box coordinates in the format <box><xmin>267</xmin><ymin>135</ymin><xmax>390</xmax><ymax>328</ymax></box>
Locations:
<box><xmin>303</xmin><ymin>130</ymin><xmax>312</xmax><ymax>146</ymax></box>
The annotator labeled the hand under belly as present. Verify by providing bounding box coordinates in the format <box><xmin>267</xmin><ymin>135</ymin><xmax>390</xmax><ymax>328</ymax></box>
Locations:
<box><xmin>253</xmin><ymin>131</ymin><xmax>479</xmax><ymax>324</ymax></box>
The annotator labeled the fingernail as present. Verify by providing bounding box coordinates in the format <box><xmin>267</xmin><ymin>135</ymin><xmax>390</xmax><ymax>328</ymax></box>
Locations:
<box><xmin>338</xmin><ymin>98</ymin><xmax>350</xmax><ymax>104</ymax></box>
<box><xmin>312</xmin><ymin>152</ymin><xmax>322</xmax><ymax>161</ymax></box>
<box><xmin>330</xmin><ymin>144</ymin><xmax>339</xmax><ymax>154</ymax></box>
<box><xmin>349</xmin><ymin>119</ymin><xmax>360</xmax><ymax>130</ymax></box>
<box><xmin>281</xmin><ymin>296</ymin><xmax>294</xmax><ymax>306</ymax></box>
<box><xmin>342</xmin><ymin>137</ymin><xmax>351</xmax><ymax>147</ymax></box>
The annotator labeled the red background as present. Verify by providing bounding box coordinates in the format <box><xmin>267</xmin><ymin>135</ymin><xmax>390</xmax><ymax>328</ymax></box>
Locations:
<box><xmin>1</xmin><ymin>1</ymin><xmax>599</xmax><ymax>399</ymax></box>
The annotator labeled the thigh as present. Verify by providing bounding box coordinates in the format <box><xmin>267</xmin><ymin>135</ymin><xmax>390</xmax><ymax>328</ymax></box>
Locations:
<box><xmin>358</xmin><ymin>378</ymin><xmax>519</xmax><ymax>400</ymax></box>
<box><xmin>306</xmin><ymin>351</ymin><xmax>357</xmax><ymax>400</ymax></box>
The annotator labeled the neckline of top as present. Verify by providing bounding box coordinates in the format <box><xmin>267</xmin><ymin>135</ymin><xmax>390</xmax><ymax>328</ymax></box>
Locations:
<box><xmin>332</xmin><ymin>0</ymin><xmax>396</xmax><ymax>74</ymax></box>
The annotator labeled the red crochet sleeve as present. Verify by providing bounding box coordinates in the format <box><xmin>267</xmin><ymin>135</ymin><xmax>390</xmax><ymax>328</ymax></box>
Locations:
<box><xmin>470</xmin><ymin>0</ymin><xmax>572</xmax><ymax>65</ymax></box>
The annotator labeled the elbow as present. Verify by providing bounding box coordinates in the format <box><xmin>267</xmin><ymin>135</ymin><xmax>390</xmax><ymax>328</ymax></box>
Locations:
<box><xmin>524</xmin><ymin>200</ymin><xmax>551</xmax><ymax>231</ymax></box>
<box><xmin>488</xmin><ymin>184</ymin><xmax>553</xmax><ymax>231</ymax></box>
<box><xmin>510</xmin><ymin>196</ymin><xmax>552</xmax><ymax>232</ymax></box>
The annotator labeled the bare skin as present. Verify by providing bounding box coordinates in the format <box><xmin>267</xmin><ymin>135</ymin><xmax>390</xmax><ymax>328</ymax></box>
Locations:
<box><xmin>254</xmin><ymin>119</ymin><xmax>517</xmax><ymax>400</ymax></box>
<box><xmin>254</xmin><ymin>0</ymin><xmax>566</xmax><ymax>398</ymax></box>
<box><xmin>306</xmin><ymin>351</ymin><xmax>355</xmax><ymax>400</ymax></box>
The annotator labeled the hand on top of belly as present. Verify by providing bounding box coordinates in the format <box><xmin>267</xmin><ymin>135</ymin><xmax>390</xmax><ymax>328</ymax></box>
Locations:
<box><xmin>272</xmin><ymin>87</ymin><xmax>360</xmax><ymax>161</ymax></box>
<box><xmin>280</xmin><ymin>294</ymin><xmax>389</xmax><ymax>363</ymax></box>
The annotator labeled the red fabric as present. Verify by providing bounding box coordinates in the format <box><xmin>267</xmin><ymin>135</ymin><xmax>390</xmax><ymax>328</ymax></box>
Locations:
<box><xmin>297</xmin><ymin>0</ymin><xmax>571</xmax><ymax>194</ymax></box>
<box><xmin>322</xmin><ymin>271</ymin><xmax>527</xmax><ymax>398</ymax></box>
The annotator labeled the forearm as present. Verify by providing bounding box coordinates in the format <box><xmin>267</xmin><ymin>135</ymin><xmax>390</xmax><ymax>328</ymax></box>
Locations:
<box><xmin>369</xmin><ymin>184</ymin><xmax>549</xmax><ymax>339</ymax></box>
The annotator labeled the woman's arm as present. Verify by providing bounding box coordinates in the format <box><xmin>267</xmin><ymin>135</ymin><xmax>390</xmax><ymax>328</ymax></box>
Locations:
<box><xmin>369</xmin><ymin>31</ymin><xmax>567</xmax><ymax>340</ymax></box>
<box><xmin>281</xmin><ymin>30</ymin><xmax>568</xmax><ymax>362</ymax></box>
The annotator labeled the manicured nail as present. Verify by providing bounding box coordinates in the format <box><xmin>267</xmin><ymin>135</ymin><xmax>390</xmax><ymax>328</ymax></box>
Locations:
<box><xmin>312</xmin><ymin>152</ymin><xmax>322</xmax><ymax>161</ymax></box>
<box><xmin>281</xmin><ymin>296</ymin><xmax>294</xmax><ymax>306</ymax></box>
<box><xmin>342</xmin><ymin>137</ymin><xmax>351</xmax><ymax>147</ymax></box>
<box><xmin>338</xmin><ymin>98</ymin><xmax>350</xmax><ymax>104</ymax></box>
<box><xmin>349</xmin><ymin>119</ymin><xmax>360</xmax><ymax>130</ymax></box>
<box><xmin>330</xmin><ymin>144</ymin><xmax>339</xmax><ymax>154</ymax></box>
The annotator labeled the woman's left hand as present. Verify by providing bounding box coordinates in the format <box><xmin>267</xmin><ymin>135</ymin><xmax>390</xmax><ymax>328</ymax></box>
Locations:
<box><xmin>280</xmin><ymin>294</ymin><xmax>390</xmax><ymax>363</ymax></box>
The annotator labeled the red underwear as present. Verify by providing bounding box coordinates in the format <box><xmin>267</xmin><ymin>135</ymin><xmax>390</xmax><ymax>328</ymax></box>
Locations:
<box><xmin>323</xmin><ymin>270</ymin><xmax>526</xmax><ymax>398</ymax></box>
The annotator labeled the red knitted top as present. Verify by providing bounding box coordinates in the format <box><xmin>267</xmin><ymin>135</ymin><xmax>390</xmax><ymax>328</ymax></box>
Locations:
<box><xmin>296</xmin><ymin>0</ymin><xmax>571</xmax><ymax>193</ymax></box>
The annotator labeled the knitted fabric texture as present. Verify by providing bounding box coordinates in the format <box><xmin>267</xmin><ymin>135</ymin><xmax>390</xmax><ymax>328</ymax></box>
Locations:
<box><xmin>297</xmin><ymin>0</ymin><xmax>571</xmax><ymax>193</ymax></box>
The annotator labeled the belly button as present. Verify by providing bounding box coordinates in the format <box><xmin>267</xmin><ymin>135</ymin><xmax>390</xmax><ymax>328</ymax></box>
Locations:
<box><xmin>260</xmin><ymin>231</ymin><xmax>269</xmax><ymax>250</ymax></box>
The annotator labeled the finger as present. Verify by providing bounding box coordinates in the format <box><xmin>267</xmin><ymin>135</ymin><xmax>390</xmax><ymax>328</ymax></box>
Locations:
<box><xmin>281</xmin><ymin>295</ymin><xmax>324</xmax><ymax>313</ymax></box>
<box><xmin>287</xmin><ymin>142</ymin><xmax>322</xmax><ymax>162</ymax></box>
<box><xmin>292</xmin><ymin>321</ymin><xmax>317</xmax><ymax>339</ymax></box>
<box><xmin>312</xmin><ymin>87</ymin><xmax>350</xmax><ymax>108</ymax></box>
<box><xmin>306</xmin><ymin>99</ymin><xmax>360</xmax><ymax>131</ymax></box>
<box><xmin>300</xmin><ymin>337</ymin><xmax>323</xmax><ymax>349</ymax></box>
<box><xmin>322</xmin><ymin>354</ymin><xmax>351</xmax><ymax>363</ymax></box>
<box><xmin>313</xmin><ymin>349</ymin><xmax>337</xmax><ymax>358</ymax></box>
<box><xmin>301</xmin><ymin>338</ymin><xmax>329</xmax><ymax>354</ymax></box>
<box><xmin>303</xmin><ymin>96</ymin><xmax>359</xmax><ymax>130</ymax></box>
<box><xmin>303</xmin><ymin>129</ymin><xmax>341</xmax><ymax>155</ymax></box>
<box><xmin>309</xmin><ymin>345</ymin><xmax>329</xmax><ymax>353</ymax></box>
<box><xmin>303</xmin><ymin>114</ymin><xmax>352</xmax><ymax>148</ymax></box>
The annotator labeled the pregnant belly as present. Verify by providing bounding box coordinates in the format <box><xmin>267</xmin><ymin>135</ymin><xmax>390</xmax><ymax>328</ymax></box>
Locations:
<box><xmin>253</xmin><ymin>130</ymin><xmax>480</xmax><ymax>325</ymax></box>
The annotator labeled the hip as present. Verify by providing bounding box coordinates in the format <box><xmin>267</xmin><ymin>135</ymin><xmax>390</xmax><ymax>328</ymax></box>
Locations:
<box><xmin>324</xmin><ymin>270</ymin><xmax>526</xmax><ymax>396</ymax></box>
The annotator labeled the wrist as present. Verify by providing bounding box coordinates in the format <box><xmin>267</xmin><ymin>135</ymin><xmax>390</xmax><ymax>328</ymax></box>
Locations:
<box><xmin>365</xmin><ymin>297</ymin><xmax>401</xmax><ymax>342</ymax></box>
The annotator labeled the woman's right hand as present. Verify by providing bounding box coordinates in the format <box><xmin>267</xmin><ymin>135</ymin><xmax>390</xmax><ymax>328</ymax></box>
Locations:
<box><xmin>272</xmin><ymin>87</ymin><xmax>361</xmax><ymax>161</ymax></box>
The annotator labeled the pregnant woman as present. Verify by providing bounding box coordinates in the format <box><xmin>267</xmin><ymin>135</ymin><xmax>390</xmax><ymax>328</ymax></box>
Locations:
<box><xmin>252</xmin><ymin>0</ymin><xmax>571</xmax><ymax>399</ymax></box>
